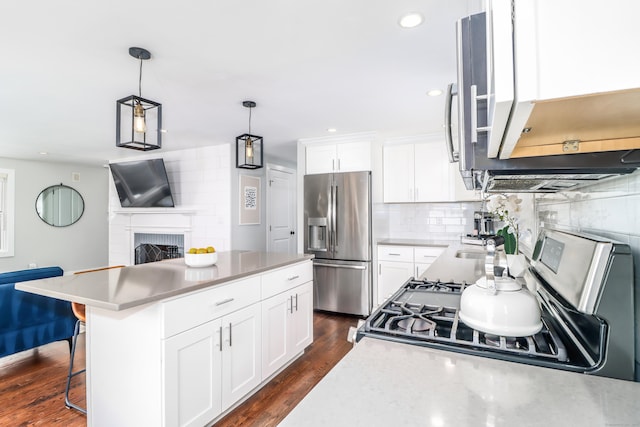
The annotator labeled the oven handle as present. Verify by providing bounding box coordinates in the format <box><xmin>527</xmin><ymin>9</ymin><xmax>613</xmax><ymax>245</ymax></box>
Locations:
<box><xmin>314</xmin><ymin>263</ymin><xmax>366</xmax><ymax>271</ymax></box>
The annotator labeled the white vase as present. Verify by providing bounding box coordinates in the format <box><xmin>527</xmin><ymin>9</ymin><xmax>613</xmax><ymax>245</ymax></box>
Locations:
<box><xmin>506</xmin><ymin>254</ymin><xmax>527</xmax><ymax>278</ymax></box>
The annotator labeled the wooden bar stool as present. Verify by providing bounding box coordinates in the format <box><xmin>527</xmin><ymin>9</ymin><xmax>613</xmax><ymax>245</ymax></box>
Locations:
<box><xmin>65</xmin><ymin>265</ymin><xmax>124</xmax><ymax>414</ymax></box>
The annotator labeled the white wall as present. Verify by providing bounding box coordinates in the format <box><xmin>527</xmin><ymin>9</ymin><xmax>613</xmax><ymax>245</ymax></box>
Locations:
<box><xmin>230</xmin><ymin>147</ymin><xmax>297</xmax><ymax>252</ymax></box>
<box><xmin>108</xmin><ymin>145</ymin><xmax>232</xmax><ymax>265</ymax></box>
<box><xmin>0</xmin><ymin>157</ymin><xmax>109</xmax><ymax>273</ymax></box>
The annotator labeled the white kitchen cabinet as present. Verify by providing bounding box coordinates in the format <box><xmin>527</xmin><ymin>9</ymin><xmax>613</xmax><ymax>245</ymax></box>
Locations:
<box><xmin>377</xmin><ymin>245</ymin><xmax>413</xmax><ymax>304</ymax></box>
<box><xmin>383</xmin><ymin>141</ymin><xmax>478</xmax><ymax>203</ymax></box>
<box><xmin>414</xmin><ymin>247</ymin><xmax>446</xmax><ymax>278</ymax></box>
<box><xmin>164</xmin><ymin>318</ymin><xmax>222</xmax><ymax>427</ymax></box>
<box><xmin>221</xmin><ymin>303</ymin><xmax>262</xmax><ymax>410</ymax></box>
<box><xmin>261</xmin><ymin>281</ymin><xmax>313</xmax><ymax>380</ymax></box>
<box><xmin>163</xmin><ymin>300</ymin><xmax>261</xmax><ymax>426</ymax></box>
<box><xmin>305</xmin><ymin>140</ymin><xmax>371</xmax><ymax>174</ymax></box>
<box><xmin>377</xmin><ymin>245</ymin><xmax>446</xmax><ymax>305</ymax></box>
<box><xmin>482</xmin><ymin>0</ymin><xmax>640</xmax><ymax>159</ymax></box>
<box><xmin>378</xmin><ymin>260</ymin><xmax>414</xmax><ymax>305</ymax></box>
<box><xmin>382</xmin><ymin>144</ymin><xmax>414</xmax><ymax>203</ymax></box>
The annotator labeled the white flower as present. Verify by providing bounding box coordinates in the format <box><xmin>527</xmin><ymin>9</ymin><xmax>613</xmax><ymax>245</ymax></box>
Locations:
<box><xmin>485</xmin><ymin>194</ymin><xmax>522</xmax><ymax>254</ymax></box>
<box><xmin>486</xmin><ymin>194</ymin><xmax>521</xmax><ymax>225</ymax></box>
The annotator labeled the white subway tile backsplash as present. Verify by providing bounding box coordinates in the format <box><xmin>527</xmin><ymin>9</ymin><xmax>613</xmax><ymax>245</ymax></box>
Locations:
<box><xmin>442</xmin><ymin>217</ymin><xmax>461</xmax><ymax>225</ymax></box>
<box><xmin>531</xmin><ymin>172</ymin><xmax>640</xmax><ymax>371</ymax></box>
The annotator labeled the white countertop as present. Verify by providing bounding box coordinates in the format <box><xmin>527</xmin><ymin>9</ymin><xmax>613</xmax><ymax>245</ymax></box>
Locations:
<box><xmin>279</xmin><ymin>337</ymin><xmax>640</xmax><ymax>427</ymax></box>
<box><xmin>16</xmin><ymin>251</ymin><xmax>313</xmax><ymax>311</ymax></box>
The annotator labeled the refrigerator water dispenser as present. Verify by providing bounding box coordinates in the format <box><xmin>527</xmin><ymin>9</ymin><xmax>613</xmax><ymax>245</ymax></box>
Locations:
<box><xmin>308</xmin><ymin>217</ymin><xmax>328</xmax><ymax>251</ymax></box>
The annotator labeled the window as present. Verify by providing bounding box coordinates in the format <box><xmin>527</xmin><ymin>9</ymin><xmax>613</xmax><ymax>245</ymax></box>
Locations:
<box><xmin>0</xmin><ymin>169</ymin><xmax>15</xmax><ymax>257</ymax></box>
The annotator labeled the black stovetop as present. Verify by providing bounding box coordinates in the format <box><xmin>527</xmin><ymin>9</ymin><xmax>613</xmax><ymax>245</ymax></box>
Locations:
<box><xmin>359</xmin><ymin>277</ymin><xmax>598</xmax><ymax>373</ymax></box>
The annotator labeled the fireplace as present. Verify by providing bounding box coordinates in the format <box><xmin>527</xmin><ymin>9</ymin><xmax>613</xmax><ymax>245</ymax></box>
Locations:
<box><xmin>134</xmin><ymin>233</ymin><xmax>184</xmax><ymax>265</ymax></box>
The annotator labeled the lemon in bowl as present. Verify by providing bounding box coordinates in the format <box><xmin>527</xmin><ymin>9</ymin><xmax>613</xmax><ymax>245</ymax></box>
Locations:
<box><xmin>185</xmin><ymin>246</ymin><xmax>217</xmax><ymax>267</ymax></box>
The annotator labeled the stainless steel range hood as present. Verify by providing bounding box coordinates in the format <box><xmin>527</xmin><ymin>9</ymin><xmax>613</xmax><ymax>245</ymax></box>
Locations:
<box><xmin>479</xmin><ymin>171</ymin><xmax>629</xmax><ymax>193</ymax></box>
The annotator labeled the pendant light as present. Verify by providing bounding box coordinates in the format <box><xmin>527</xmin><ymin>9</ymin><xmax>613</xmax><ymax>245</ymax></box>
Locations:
<box><xmin>236</xmin><ymin>101</ymin><xmax>263</xmax><ymax>169</ymax></box>
<box><xmin>116</xmin><ymin>47</ymin><xmax>162</xmax><ymax>151</ymax></box>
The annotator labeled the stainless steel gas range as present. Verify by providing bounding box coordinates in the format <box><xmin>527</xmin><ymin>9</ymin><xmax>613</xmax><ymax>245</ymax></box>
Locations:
<box><xmin>359</xmin><ymin>228</ymin><xmax>636</xmax><ymax>381</ymax></box>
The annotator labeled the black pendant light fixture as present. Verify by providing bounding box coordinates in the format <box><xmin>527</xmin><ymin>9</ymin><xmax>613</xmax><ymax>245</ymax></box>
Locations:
<box><xmin>236</xmin><ymin>101</ymin><xmax>263</xmax><ymax>169</ymax></box>
<box><xmin>116</xmin><ymin>47</ymin><xmax>162</xmax><ymax>151</ymax></box>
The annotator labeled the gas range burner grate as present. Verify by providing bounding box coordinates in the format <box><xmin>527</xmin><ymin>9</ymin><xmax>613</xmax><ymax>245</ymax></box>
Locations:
<box><xmin>367</xmin><ymin>299</ymin><xmax>568</xmax><ymax>363</ymax></box>
<box><xmin>407</xmin><ymin>279</ymin><xmax>468</xmax><ymax>294</ymax></box>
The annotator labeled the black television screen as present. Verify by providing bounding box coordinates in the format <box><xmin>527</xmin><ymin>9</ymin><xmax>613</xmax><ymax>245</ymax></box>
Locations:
<box><xmin>109</xmin><ymin>159</ymin><xmax>175</xmax><ymax>208</ymax></box>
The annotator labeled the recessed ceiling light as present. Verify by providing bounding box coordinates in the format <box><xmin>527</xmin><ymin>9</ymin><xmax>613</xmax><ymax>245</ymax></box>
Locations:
<box><xmin>427</xmin><ymin>89</ymin><xmax>443</xmax><ymax>97</ymax></box>
<box><xmin>327</xmin><ymin>128</ymin><xmax>337</xmax><ymax>133</ymax></box>
<box><xmin>399</xmin><ymin>12</ymin><xmax>424</xmax><ymax>29</ymax></box>
<box><xmin>39</xmin><ymin>151</ymin><xmax>48</xmax><ymax>155</ymax></box>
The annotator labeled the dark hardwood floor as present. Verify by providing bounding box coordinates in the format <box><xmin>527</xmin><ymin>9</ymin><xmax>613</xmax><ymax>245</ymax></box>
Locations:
<box><xmin>0</xmin><ymin>311</ymin><xmax>358</xmax><ymax>426</ymax></box>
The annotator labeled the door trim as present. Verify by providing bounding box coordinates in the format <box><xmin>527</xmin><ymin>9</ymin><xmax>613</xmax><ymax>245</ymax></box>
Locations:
<box><xmin>266</xmin><ymin>163</ymin><xmax>296</xmax><ymax>253</ymax></box>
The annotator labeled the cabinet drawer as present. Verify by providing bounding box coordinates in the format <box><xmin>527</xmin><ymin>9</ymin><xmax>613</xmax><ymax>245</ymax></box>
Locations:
<box><xmin>262</xmin><ymin>261</ymin><xmax>313</xmax><ymax>300</ymax></box>
<box><xmin>414</xmin><ymin>246</ymin><xmax>445</xmax><ymax>260</ymax></box>
<box><xmin>377</xmin><ymin>245</ymin><xmax>414</xmax><ymax>262</ymax></box>
<box><xmin>162</xmin><ymin>275</ymin><xmax>261</xmax><ymax>339</ymax></box>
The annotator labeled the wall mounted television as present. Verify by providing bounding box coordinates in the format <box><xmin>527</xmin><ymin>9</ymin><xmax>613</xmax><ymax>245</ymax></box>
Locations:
<box><xmin>109</xmin><ymin>158</ymin><xmax>175</xmax><ymax>208</ymax></box>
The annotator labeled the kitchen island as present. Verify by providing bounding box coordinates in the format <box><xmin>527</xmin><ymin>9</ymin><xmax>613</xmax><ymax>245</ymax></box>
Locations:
<box><xmin>280</xmin><ymin>242</ymin><xmax>640</xmax><ymax>426</ymax></box>
<box><xmin>17</xmin><ymin>251</ymin><xmax>314</xmax><ymax>427</ymax></box>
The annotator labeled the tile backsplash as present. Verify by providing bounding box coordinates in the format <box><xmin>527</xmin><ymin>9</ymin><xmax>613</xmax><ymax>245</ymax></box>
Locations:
<box><xmin>374</xmin><ymin>202</ymin><xmax>482</xmax><ymax>242</ymax></box>
<box><xmin>533</xmin><ymin>170</ymin><xmax>640</xmax><ymax>380</ymax></box>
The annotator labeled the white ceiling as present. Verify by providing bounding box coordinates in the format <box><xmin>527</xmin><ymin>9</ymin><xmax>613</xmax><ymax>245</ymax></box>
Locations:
<box><xmin>0</xmin><ymin>0</ymin><xmax>482</xmax><ymax>167</ymax></box>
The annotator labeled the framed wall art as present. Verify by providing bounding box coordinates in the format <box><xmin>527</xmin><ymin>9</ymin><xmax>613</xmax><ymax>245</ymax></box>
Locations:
<box><xmin>239</xmin><ymin>174</ymin><xmax>260</xmax><ymax>225</ymax></box>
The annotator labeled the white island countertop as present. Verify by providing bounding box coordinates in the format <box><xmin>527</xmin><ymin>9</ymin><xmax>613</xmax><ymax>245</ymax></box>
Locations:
<box><xmin>16</xmin><ymin>251</ymin><xmax>313</xmax><ymax>311</ymax></box>
<box><xmin>279</xmin><ymin>337</ymin><xmax>640</xmax><ymax>427</ymax></box>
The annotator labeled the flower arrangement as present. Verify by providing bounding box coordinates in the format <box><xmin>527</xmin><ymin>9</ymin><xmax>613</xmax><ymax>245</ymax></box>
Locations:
<box><xmin>485</xmin><ymin>194</ymin><xmax>522</xmax><ymax>255</ymax></box>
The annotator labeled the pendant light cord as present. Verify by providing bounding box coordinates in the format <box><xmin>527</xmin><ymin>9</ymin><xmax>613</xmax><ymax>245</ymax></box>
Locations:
<box><xmin>248</xmin><ymin>106</ymin><xmax>252</xmax><ymax>134</ymax></box>
<box><xmin>138</xmin><ymin>57</ymin><xmax>143</xmax><ymax>98</ymax></box>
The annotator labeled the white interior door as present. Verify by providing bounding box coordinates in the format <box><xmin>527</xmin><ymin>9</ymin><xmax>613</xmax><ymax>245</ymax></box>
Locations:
<box><xmin>267</xmin><ymin>165</ymin><xmax>296</xmax><ymax>254</ymax></box>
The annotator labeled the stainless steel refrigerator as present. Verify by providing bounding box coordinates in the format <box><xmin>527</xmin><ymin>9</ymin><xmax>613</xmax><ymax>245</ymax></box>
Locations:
<box><xmin>303</xmin><ymin>171</ymin><xmax>372</xmax><ymax>316</ymax></box>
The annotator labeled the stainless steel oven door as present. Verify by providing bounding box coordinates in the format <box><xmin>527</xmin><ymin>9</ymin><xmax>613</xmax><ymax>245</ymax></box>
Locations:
<box><xmin>313</xmin><ymin>259</ymin><xmax>371</xmax><ymax>316</ymax></box>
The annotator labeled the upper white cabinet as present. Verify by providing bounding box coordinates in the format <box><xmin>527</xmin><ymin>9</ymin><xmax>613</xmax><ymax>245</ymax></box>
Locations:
<box><xmin>383</xmin><ymin>140</ymin><xmax>478</xmax><ymax>203</ymax></box>
<box><xmin>302</xmin><ymin>133</ymin><xmax>374</xmax><ymax>174</ymax></box>
<box><xmin>484</xmin><ymin>0</ymin><xmax>640</xmax><ymax>159</ymax></box>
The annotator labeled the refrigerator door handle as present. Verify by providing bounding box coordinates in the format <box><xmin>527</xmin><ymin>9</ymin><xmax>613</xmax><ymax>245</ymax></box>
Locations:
<box><xmin>333</xmin><ymin>184</ymin><xmax>338</xmax><ymax>249</ymax></box>
<box><xmin>329</xmin><ymin>184</ymin><xmax>334</xmax><ymax>251</ymax></box>
<box><xmin>314</xmin><ymin>262</ymin><xmax>367</xmax><ymax>270</ymax></box>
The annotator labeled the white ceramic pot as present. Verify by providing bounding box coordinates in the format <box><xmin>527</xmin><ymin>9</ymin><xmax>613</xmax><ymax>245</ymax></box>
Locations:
<box><xmin>506</xmin><ymin>254</ymin><xmax>527</xmax><ymax>278</ymax></box>
<box><xmin>459</xmin><ymin>276</ymin><xmax>542</xmax><ymax>337</ymax></box>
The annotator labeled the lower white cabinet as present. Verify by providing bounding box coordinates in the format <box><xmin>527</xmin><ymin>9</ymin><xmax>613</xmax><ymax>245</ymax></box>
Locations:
<box><xmin>377</xmin><ymin>245</ymin><xmax>446</xmax><ymax>305</ymax></box>
<box><xmin>378</xmin><ymin>261</ymin><xmax>414</xmax><ymax>305</ymax></box>
<box><xmin>262</xmin><ymin>281</ymin><xmax>313</xmax><ymax>380</ymax></box>
<box><xmin>163</xmin><ymin>318</ymin><xmax>222</xmax><ymax>427</ymax></box>
<box><xmin>163</xmin><ymin>302</ymin><xmax>262</xmax><ymax>427</ymax></box>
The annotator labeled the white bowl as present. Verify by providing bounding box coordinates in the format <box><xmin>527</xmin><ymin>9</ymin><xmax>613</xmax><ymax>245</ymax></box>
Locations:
<box><xmin>459</xmin><ymin>276</ymin><xmax>542</xmax><ymax>337</ymax></box>
<box><xmin>185</xmin><ymin>266</ymin><xmax>217</xmax><ymax>281</ymax></box>
<box><xmin>184</xmin><ymin>252</ymin><xmax>217</xmax><ymax>268</ymax></box>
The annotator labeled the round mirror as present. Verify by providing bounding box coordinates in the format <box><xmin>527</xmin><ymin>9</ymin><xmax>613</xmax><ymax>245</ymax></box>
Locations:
<box><xmin>35</xmin><ymin>184</ymin><xmax>85</xmax><ymax>227</ymax></box>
